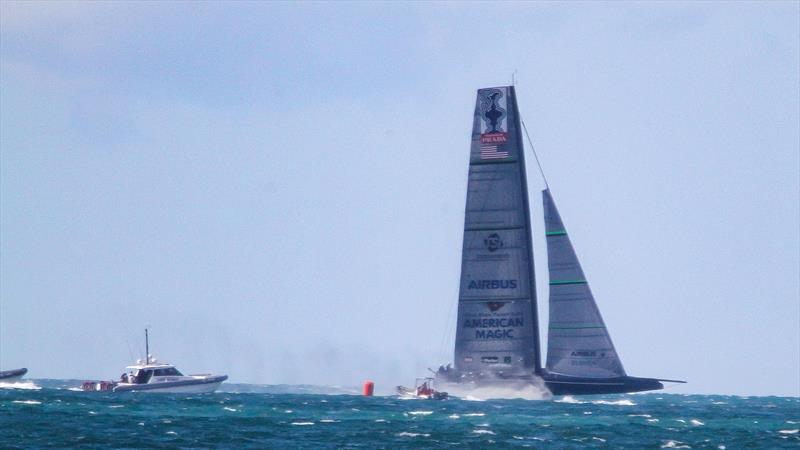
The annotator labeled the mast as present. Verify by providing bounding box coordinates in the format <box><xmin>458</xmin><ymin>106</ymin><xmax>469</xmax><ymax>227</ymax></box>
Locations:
<box><xmin>510</xmin><ymin>86</ymin><xmax>542</xmax><ymax>373</ymax></box>
<box><xmin>145</xmin><ymin>328</ymin><xmax>149</xmax><ymax>365</ymax></box>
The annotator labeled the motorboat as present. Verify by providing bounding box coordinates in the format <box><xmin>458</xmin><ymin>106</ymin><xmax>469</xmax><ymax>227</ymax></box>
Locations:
<box><xmin>82</xmin><ymin>329</ymin><xmax>227</xmax><ymax>393</ymax></box>
<box><xmin>396</xmin><ymin>377</ymin><xmax>448</xmax><ymax>400</ymax></box>
<box><xmin>0</xmin><ymin>368</ymin><xmax>27</xmax><ymax>382</ymax></box>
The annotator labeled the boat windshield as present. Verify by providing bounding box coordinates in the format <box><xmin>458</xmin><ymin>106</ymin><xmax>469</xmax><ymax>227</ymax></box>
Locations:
<box><xmin>153</xmin><ymin>367</ymin><xmax>183</xmax><ymax>377</ymax></box>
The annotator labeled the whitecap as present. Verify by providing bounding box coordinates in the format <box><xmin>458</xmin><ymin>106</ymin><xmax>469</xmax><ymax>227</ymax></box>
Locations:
<box><xmin>464</xmin><ymin>413</ymin><xmax>485</xmax><ymax>417</ymax></box>
<box><xmin>464</xmin><ymin>395</ymin><xmax>485</xmax><ymax>402</ymax></box>
<box><xmin>592</xmin><ymin>399</ymin><xmax>636</xmax><ymax>406</ymax></box>
<box><xmin>109</xmin><ymin>405</ymin><xmax>124</xmax><ymax>409</ymax></box>
<box><xmin>661</xmin><ymin>440</ymin><xmax>691</xmax><ymax>448</ymax></box>
<box><xmin>555</xmin><ymin>396</ymin><xmax>583</xmax><ymax>404</ymax></box>
<box><xmin>583</xmin><ymin>411</ymin><xmax>593</xmax><ymax>415</ymax></box>
<box><xmin>473</xmin><ymin>429</ymin><xmax>496</xmax><ymax>435</ymax></box>
<box><xmin>778</xmin><ymin>429</ymin><xmax>799</xmax><ymax>434</ymax></box>
<box><xmin>0</xmin><ymin>381</ymin><xmax>41</xmax><ymax>390</ymax></box>
<box><xmin>408</xmin><ymin>410</ymin><xmax>433</xmax><ymax>416</ymax></box>
<box><xmin>448</xmin><ymin>414</ymin><xmax>460</xmax><ymax>419</ymax></box>
<box><xmin>629</xmin><ymin>414</ymin><xmax>652</xmax><ymax>418</ymax></box>
<box><xmin>374</xmin><ymin>419</ymin><xmax>386</xmax><ymax>422</ymax></box>
<box><xmin>291</xmin><ymin>422</ymin><xmax>315</xmax><ymax>426</ymax></box>
<box><xmin>690</xmin><ymin>419</ymin><xmax>704</xmax><ymax>426</ymax></box>
<box><xmin>88</xmin><ymin>411</ymin><xmax>97</xmax><ymax>415</ymax></box>
<box><xmin>648</xmin><ymin>418</ymin><xmax>660</xmax><ymax>423</ymax></box>
<box><xmin>592</xmin><ymin>437</ymin><xmax>607</xmax><ymax>442</ymax></box>
<box><xmin>12</xmin><ymin>400</ymin><xmax>41</xmax><ymax>405</ymax></box>
<box><xmin>166</xmin><ymin>431</ymin><xmax>178</xmax><ymax>435</ymax></box>
<box><xmin>284</xmin><ymin>409</ymin><xmax>293</xmax><ymax>413</ymax></box>
<box><xmin>675</xmin><ymin>419</ymin><xmax>687</xmax><ymax>424</ymax></box>
<box><xmin>223</xmin><ymin>407</ymin><xmax>237</xmax><ymax>412</ymax></box>
<box><xmin>396</xmin><ymin>432</ymin><xmax>430</xmax><ymax>437</ymax></box>
<box><xmin>320</xmin><ymin>419</ymin><xmax>339</xmax><ymax>423</ymax></box>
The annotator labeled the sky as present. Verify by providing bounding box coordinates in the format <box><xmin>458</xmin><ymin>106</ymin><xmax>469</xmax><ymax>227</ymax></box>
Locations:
<box><xmin>1</xmin><ymin>1</ymin><xmax>798</xmax><ymax>396</ymax></box>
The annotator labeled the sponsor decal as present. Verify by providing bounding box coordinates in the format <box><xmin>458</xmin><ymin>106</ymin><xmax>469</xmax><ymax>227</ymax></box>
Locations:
<box><xmin>484</xmin><ymin>233</ymin><xmax>503</xmax><ymax>252</ymax></box>
<box><xmin>463</xmin><ymin>318</ymin><xmax>524</xmax><ymax>328</ymax></box>
<box><xmin>478</xmin><ymin>88</ymin><xmax>509</xmax><ymax>158</ymax></box>
<box><xmin>486</xmin><ymin>301</ymin><xmax>506</xmax><ymax>312</ymax></box>
<box><xmin>468</xmin><ymin>279</ymin><xmax>517</xmax><ymax>290</ymax></box>
<box><xmin>480</xmin><ymin>132</ymin><xmax>508</xmax><ymax>144</ymax></box>
<box><xmin>479</xmin><ymin>88</ymin><xmax>507</xmax><ymax>134</ymax></box>
<box><xmin>570</xmin><ymin>350</ymin><xmax>607</xmax><ymax>358</ymax></box>
<box><xmin>463</xmin><ymin>317</ymin><xmax>524</xmax><ymax>339</ymax></box>
<box><xmin>464</xmin><ymin>357</ymin><xmax>473</xmax><ymax>363</ymax></box>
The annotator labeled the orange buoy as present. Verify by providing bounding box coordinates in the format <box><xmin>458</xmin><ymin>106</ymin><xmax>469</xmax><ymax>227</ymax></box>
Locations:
<box><xmin>363</xmin><ymin>380</ymin><xmax>374</xmax><ymax>396</ymax></box>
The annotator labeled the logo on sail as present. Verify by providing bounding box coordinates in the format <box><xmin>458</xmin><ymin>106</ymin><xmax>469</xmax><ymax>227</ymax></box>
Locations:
<box><xmin>486</xmin><ymin>301</ymin><xmax>506</xmax><ymax>312</ymax></box>
<box><xmin>484</xmin><ymin>233</ymin><xmax>503</xmax><ymax>252</ymax></box>
<box><xmin>478</xmin><ymin>88</ymin><xmax>508</xmax><ymax>147</ymax></box>
<box><xmin>468</xmin><ymin>279</ymin><xmax>517</xmax><ymax>289</ymax></box>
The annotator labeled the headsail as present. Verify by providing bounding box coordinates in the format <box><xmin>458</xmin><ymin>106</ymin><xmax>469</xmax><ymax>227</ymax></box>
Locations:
<box><xmin>543</xmin><ymin>188</ymin><xmax>626</xmax><ymax>378</ymax></box>
<box><xmin>453</xmin><ymin>86</ymin><xmax>541</xmax><ymax>377</ymax></box>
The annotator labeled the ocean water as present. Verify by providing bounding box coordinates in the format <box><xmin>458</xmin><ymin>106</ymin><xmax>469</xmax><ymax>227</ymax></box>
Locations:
<box><xmin>1</xmin><ymin>380</ymin><xmax>797</xmax><ymax>449</ymax></box>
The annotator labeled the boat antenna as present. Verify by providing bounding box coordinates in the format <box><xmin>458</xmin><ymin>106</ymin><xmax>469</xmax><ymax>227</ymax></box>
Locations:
<box><xmin>520</xmin><ymin>115</ymin><xmax>549</xmax><ymax>189</ymax></box>
<box><xmin>145</xmin><ymin>328</ymin><xmax>149</xmax><ymax>364</ymax></box>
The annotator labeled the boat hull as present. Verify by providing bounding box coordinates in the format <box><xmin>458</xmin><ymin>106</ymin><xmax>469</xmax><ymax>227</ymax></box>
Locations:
<box><xmin>542</xmin><ymin>373</ymin><xmax>663</xmax><ymax>395</ymax></box>
<box><xmin>0</xmin><ymin>368</ymin><xmax>28</xmax><ymax>382</ymax></box>
<box><xmin>436</xmin><ymin>370</ymin><xmax>664</xmax><ymax>396</ymax></box>
<box><xmin>113</xmin><ymin>375</ymin><xmax>227</xmax><ymax>393</ymax></box>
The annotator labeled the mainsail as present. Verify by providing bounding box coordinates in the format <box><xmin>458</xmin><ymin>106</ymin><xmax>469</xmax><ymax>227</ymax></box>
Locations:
<box><xmin>453</xmin><ymin>86</ymin><xmax>541</xmax><ymax>377</ymax></box>
<box><xmin>543</xmin><ymin>188</ymin><xmax>625</xmax><ymax>378</ymax></box>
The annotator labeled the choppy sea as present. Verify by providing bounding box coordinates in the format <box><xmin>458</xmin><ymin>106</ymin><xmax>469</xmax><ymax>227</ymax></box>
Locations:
<box><xmin>1</xmin><ymin>380</ymin><xmax>797</xmax><ymax>448</ymax></box>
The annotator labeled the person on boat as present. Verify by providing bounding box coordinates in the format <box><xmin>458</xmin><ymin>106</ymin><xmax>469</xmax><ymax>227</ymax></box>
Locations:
<box><xmin>416</xmin><ymin>382</ymin><xmax>432</xmax><ymax>397</ymax></box>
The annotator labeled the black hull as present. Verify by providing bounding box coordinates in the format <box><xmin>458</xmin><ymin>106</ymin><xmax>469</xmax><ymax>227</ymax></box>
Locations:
<box><xmin>0</xmin><ymin>368</ymin><xmax>27</xmax><ymax>380</ymax></box>
<box><xmin>436</xmin><ymin>369</ymin><xmax>665</xmax><ymax>396</ymax></box>
<box><xmin>542</xmin><ymin>373</ymin><xmax>663</xmax><ymax>395</ymax></box>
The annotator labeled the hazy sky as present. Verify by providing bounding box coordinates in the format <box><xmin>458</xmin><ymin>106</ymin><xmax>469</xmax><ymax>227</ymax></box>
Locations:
<box><xmin>1</xmin><ymin>1</ymin><xmax>798</xmax><ymax>396</ymax></box>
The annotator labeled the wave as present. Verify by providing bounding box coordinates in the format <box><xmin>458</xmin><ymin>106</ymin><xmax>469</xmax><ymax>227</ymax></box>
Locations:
<box><xmin>0</xmin><ymin>380</ymin><xmax>41</xmax><ymax>390</ymax></box>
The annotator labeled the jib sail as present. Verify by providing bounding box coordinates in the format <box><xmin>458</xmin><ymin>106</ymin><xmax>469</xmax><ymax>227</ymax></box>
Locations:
<box><xmin>543</xmin><ymin>188</ymin><xmax>626</xmax><ymax>378</ymax></box>
<box><xmin>453</xmin><ymin>86</ymin><xmax>542</xmax><ymax>377</ymax></box>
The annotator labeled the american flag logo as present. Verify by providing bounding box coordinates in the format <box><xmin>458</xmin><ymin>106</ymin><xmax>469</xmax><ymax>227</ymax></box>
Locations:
<box><xmin>480</xmin><ymin>144</ymin><xmax>509</xmax><ymax>160</ymax></box>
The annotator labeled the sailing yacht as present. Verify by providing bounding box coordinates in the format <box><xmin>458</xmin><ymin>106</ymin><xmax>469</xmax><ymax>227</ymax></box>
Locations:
<box><xmin>435</xmin><ymin>86</ymin><xmax>682</xmax><ymax>395</ymax></box>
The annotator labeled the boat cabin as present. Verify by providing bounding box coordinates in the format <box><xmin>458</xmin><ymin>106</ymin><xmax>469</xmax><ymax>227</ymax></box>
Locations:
<box><xmin>123</xmin><ymin>363</ymin><xmax>183</xmax><ymax>384</ymax></box>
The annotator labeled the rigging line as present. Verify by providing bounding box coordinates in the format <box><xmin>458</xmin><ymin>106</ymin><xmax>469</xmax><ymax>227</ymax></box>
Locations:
<box><xmin>520</xmin><ymin>115</ymin><xmax>549</xmax><ymax>189</ymax></box>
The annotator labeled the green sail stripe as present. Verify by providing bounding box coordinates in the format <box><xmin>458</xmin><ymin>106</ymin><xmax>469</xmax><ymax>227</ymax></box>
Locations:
<box><xmin>550</xmin><ymin>326</ymin><xmax>607</xmax><ymax>330</ymax></box>
<box><xmin>546</xmin><ymin>230</ymin><xmax>567</xmax><ymax>236</ymax></box>
<box><xmin>549</xmin><ymin>280</ymin><xmax>588</xmax><ymax>285</ymax></box>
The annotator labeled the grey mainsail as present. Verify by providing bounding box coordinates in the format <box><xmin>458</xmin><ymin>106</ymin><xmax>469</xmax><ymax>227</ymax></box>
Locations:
<box><xmin>453</xmin><ymin>86</ymin><xmax>541</xmax><ymax>377</ymax></box>
<box><xmin>542</xmin><ymin>188</ymin><xmax>626</xmax><ymax>378</ymax></box>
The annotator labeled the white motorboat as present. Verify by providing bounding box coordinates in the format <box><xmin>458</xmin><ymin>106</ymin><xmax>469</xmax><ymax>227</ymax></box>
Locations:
<box><xmin>82</xmin><ymin>329</ymin><xmax>227</xmax><ymax>393</ymax></box>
